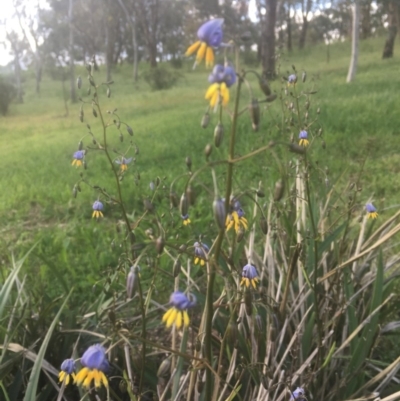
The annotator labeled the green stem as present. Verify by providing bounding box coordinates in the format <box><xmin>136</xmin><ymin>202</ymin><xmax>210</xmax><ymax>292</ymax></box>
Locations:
<box><xmin>204</xmin><ymin>75</ymin><xmax>243</xmax><ymax>401</ymax></box>
<box><xmin>93</xmin><ymin>78</ymin><xmax>147</xmax><ymax>397</ymax></box>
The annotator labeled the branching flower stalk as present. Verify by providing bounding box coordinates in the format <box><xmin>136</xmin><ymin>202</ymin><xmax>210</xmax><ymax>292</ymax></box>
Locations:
<box><xmin>87</xmin><ymin>68</ymin><xmax>147</xmax><ymax>396</ymax></box>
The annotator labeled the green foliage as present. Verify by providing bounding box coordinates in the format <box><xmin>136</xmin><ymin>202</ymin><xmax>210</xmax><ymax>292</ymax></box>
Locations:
<box><xmin>0</xmin><ymin>76</ymin><xmax>16</xmax><ymax>116</ymax></box>
<box><xmin>142</xmin><ymin>64</ymin><xmax>183</xmax><ymax>90</ymax></box>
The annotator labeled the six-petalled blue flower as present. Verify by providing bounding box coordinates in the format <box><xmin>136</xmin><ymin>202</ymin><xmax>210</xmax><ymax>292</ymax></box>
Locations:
<box><xmin>205</xmin><ymin>64</ymin><xmax>236</xmax><ymax>108</ymax></box>
<box><xmin>162</xmin><ymin>291</ymin><xmax>196</xmax><ymax>329</ymax></box>
<box><xmin>74</xmin><ymin>344</ymin><xmax>109</xmax><ymax>388</ymax></box>
<box><xmin>185</xmin><ymin>19</ymin><xmax>224</xmax><ymax>68</ymax></box>
<box><xmin>115</xmin><ymin>156</ymin><xmax>133</xmax><ymax>172</ymax></box>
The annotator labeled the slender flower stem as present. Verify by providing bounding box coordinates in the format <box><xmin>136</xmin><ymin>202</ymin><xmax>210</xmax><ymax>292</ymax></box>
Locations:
<box><xmin>92</xmin><ymin>78</ymin><xmax>147</xmax><ymax>397</ymax></box>
<box><xmin>204</xmin><ymin>75</ymin><xmax>242</xmax><ymax>401</ymax></box>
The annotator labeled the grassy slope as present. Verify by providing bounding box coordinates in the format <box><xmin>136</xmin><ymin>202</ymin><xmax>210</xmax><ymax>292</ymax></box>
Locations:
<box><xmin>0</xmin><ymin>35</ymin><xmax>399</xmax><ymax>300</ymax></box>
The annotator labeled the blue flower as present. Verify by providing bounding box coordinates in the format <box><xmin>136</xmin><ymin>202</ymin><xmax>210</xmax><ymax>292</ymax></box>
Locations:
<box><xmin>115</xmin><ymin>156</ymin><xmax>133</xmax><ymax>171</ymax></box>
<box><xmin>72</xmin><ymin>150</ymin><xmax>85</xmax><ymax>167</ymax></box>
<box><xmin>58</xmin><ymin>358</ymin><xmax>75</xmax><ymax>385</ymax></box>
<box><xmin>185</xmin><ymin>19</ymin><xmax>224</xmax><ymax>68</ymax></box>
<box><xmin>74</xmin><ymin>344</ymin><xmax>109</xmax><ymax>388</ymax></box>
<box><xmin>194</xmin><ymin>242</ymin><xmax>209</xmax><ymax>266</ymax></box>
<box><xmin>366</xmin><ymin>203</ymin><xmax>378</xmax><ymax>219</ymax></box>
<box><xmin>92</xmin><ymin>201</ymin><xmax>104</xmax><ymax>219</ymax></box>
<box><xmin>288</xmin><ymin>74</ymin><xmax>297</xmax><ymax>85</ymax></box>
<box><xmin>162</xmin><ymin>291</ymin><xmax>196</xmax><ymax>329</ymax></box>
<box><xmin>205</xmin><ymin>64</ymin><xmax>236</xmax><ymax>107</ymax></box>
<box><xmin>290</xmin><ymin>387</ymin><xmax>305</xmax><ymax>401</ymax></box>
<box><xmin>299</xmin><ymin>130</ymin><xmax>309</xmax><ymax>147</ymax></box>
<box><xmin>181</xmin><ymin>214</ymin><xmax>191</xmax><ymax>226</ymax></box>
<box><xmin>240</xmin><ymin>264</ymin><xmax>259</xmax><ymax>289</ymax></box>
<box><xmin>226</xmin><ymin>199</ymin><xmax>248</xmax><ymax>233</ymax></box>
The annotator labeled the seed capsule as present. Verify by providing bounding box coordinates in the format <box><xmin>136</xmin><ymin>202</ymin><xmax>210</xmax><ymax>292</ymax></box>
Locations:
<box><xmin>173</xmin><ymin>259</ymin><xmax>181</xmax><ymax>277</ymax></box>
<box><xmin>126</xmin><ymin>266</ymin><xmax>139</xmax><ymax>299</ymax></box>
<box><xmin>273</xmin><ymin>179</ymin><xmax>285</xmax><ymax>201</ymax></box>
<box><xmin>180</xmin><ymin>193</ymin><xmax>188</xmax><ymax>216</ymax></box>
<box><xmin>155</xmin><ymin>237</ymin><xmax>165</xmax><ymax>255</ymax></box>
<box><xmin>185</xmin><ymin>157</ymin><xmax>192</xmax><ymax>170</ymax></box>
<box><xmin>204</xmin><ymin>144</ymin><xmax>212</xmax><ymax>159</ymax></box>
<box><xmin>214</xmin><ymin>123</ymin><xmax>224</xmax><ymax>148</ymax></box>
<box><xmin>213</xmin><ymin>198</ymin><xmax>227</xmax><ymax>230</ymax></box>
<box><xmin>126</xmin><ymin>125</ymin><xmax>134</xmax><ymax>136</ymax></box>
<box><xmin>260</xmin><ymin>216</ymin><xmax>268</xmax><ymax>235</ymax></box>
<box><xmin>169</xmin><ymin>191</ymin><xmax>179</xmax><ymax>208</ymax></box>
<box><xmin>186</xmin><ymin>186</ymin><xmax>196</xmax><ymax>206</ymax></box>
<box><xmin>302</xmin><ymin>71</ymin><xmax>307</xmax><ymax>82</ymax></box>
<box><xmin>249</xmin><ymin>98</ymin><xmax>260</xmax><ymax>131</ymax></box>
<box><xmin>201</xmin><ymin>112</ymin><xmax>210</xmax><ymax>128</ymax></box>
<box><xmin>157</xmin><ymin>357</ymin><xmax>171</xmax><ymax>378</ymax></box>
<box><xmin>92</xmin><ymin>108</ymin><xmax>97</xmax><ymax>118</ymax></box>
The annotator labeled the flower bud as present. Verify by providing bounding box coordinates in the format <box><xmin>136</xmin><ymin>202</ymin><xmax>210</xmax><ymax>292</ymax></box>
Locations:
<box><xmin>185</xmin><ymin>157</ymin><xmax>192</xmax><ymax>170</ymax></box>
<box><xmin>180</xmin><ymin>193</ymin><xmax>188</xmax><ymax>216</ymax></box>
<box><xmin>72</xmin><ymin>185</ymin><xmax>78</xmax><ymax>198</ymax></box>
<box><xmin>236</xmin><ymin>227</ymin><xmax>245</xmax><ymax>243</ymax></box>
<box><xmin>126</xmin><ymin>125</ymin><xmax>133</xmax><ymax>136</ymax></box>
<box><xmin>227</xmin><ymin>321</ymin><xmax>239</xmax><ymax>346</ymax></box>
<box><xmin>204</xmin><ymin>144</ymin><xmax>212</xmax><ymax>159</ymax></box>
<box><xmin>173</xmin><ymin>259</ymin><xmax>181</xmax><ymax>277</ymax></box>
<box><xmin>157</xmin><ymin>357</ymin><xmax>171</xmax><ymax>378</ymax></box>
<box><xmin>273</xmin><ymin>179</ymin><xmax>285</xmax><ymax>202</ymax></box>
<box><xmin>92</xmin><ymin>107</ymin><xmax>97</xmax><ymax>118</ymax></box>
<box><xmin>302</xmin><ymin>71</ymin><xmax>307</xmax><ymax>82</ymax></box>
<box><xmin>249</xmin><ymin>98</ymin><xmax>260</xmax><ymax>132</ymax></box>
<box><xmin>156</xmin><ymin>237</ymin><xmax>165</xmax><ymax>255</ymax></box>
<box><xmin>321</xmin><ymin>140</ymin><xmax>326</xmax><ymax>149</ymax></box>
<box><xmin>126</xmin><ymin>266</ymin><xmax>139</xmax><ymax>299</ymax></box>
<box><xmin>186</xmin><ymin>186</ymin><xmax>196</xmax><ymax>205</ymax></box>
<box><xmin>201</xmin><ymin>112</ymin><xmax>210</xmax><ymax>128</ymax></box>
<box><xmin>259</xmin><ymin>77</ymin><xmax>271</xmax><ymax>96</ymax></box>
<box><xmin>107</xmin><ymin>87</ymin><xmax>111</xmax><ymax>98</ymax></box>
<box><xmin>79</xmin><ymin>107</ymin><xmax>84</xmax><ymax>123</ymax></box>
<box><xmin>244</xmin><ymin>288</ymin><xmax>252</xmax><ymax>316</ymax></box>
<box><xmin>213</xmin><ymin>198</ymin><xmax>227</xmax><ymax>230</ymax></box>
<box><xmin>214</xmin><ymin>123</ymin><xmax>224</xmax><ymax>148</ymax></box>
<box><xmin>305</xmin><ymin>101</ymin><xmax>310</xmax><ymax>110</ymax></box>
<box><xmin>317</xmin><ymin>107</ymin><xmax>321</xmax><ymax>114</ymax></box>
<box><xmin>288</xmin><ymin>143</ymin><xmax>306</xmax><ymax>155</ymax></box>
<box><xmin>77</xmin><ymin>76</ymin><xmax>82</xmax><ymax>89</ymax></box>
<box><xmin>260</xmin><ymin>216</ymin><xmax>268</xmax><ymax>235</ymax></box>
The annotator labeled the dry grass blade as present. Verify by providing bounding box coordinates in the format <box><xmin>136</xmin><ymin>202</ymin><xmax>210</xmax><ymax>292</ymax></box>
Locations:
<box><xmin>0</xmin><ymin>343</ymin><xmax>58</xmax><ymax>376</ymax></box>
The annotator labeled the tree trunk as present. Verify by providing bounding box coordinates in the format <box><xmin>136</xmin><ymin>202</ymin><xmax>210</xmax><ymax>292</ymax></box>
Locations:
<box><xmin>382</xmin><ymin>0</ymin><xmax>398</xmax><ymax>58</ymax></box>
<box><xmin>261</xmin><ymin>0</ymin><xmax>278</xmax><ymax>79</ymax></box>
<box><xmin>347</xmin><ymin>0</ymin><xmax>360</xmax><ymax>83</ymax></box>
<box><xmin>287</xmin><ymin>2</ymin><xmax>292</xmax><ymax>52</ymax></box>
<box><xmin>299</xmin><ymin>0</ymin><xmax>312</xmax><ymax>49</ymax></box>
<box><xmin>360</xmin><ymin>0</ymin><xmax>371</xmax><ymax>39</ymax></box>
<box><xmin>69</xmin><ymin>0</ymin><xmax>77</xmax><ymax>103</ymax></box>
<box><xmin>116</xmin><ymin>0</ymin><xmax>138</xmax><ymax>82</ymax></box>
<box><xmin>14</xmin><ymin>53</ymin><xmax>23</xmax><ymax>103</ymax></box>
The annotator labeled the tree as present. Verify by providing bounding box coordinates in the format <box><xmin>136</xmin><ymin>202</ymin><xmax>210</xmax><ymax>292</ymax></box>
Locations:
<box><xmin>298</xmin><ymin>0</ymin><xmax>313</xmax><ymax>49</ymax></box>
<box><xmin>258</xmin><ymin>0</ymin><xmax>278</xmax><ymax>78</ymax></box>
<box><xmin>347</xmin><ymin>0</ymin><xmax>360</xmax><ymax>82</ymax></box>
<box><xmin>382</xmin><ymin>0</ymin><xmax>399</xmax><ymax>58</ymax></box>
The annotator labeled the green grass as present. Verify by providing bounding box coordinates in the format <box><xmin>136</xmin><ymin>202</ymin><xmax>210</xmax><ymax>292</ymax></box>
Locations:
<box><xmin>0</xmin><ymin>35</ymin><xmax>399</xmax><ymax>300</ymax></box>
